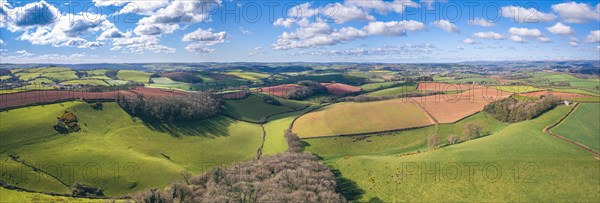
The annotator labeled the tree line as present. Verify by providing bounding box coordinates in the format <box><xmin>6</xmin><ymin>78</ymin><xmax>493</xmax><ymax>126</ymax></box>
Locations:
<box><xmin>484</xmin><ymin>95</ymin><xmax>560</xmax><ymax>123</ymax></box>
<box><xmin>342</xmin><ymin>91</ymin><xmax>444</xmax><ymax>102</ymax></box>
<box><xmin>134</xmin><ymin>131</ymin><xmax>345</xmax><ymax>202</ymax></box>
<box><xmin>116</xmin><ymin>92</ymin><xmax>222</xmax><ymax>121</ymax></box>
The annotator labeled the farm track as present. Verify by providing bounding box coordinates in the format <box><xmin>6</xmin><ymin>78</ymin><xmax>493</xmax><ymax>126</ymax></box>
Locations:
<box><xmin>256</xmin><ymin>124</ymin><xmax>266</xmax><ymax>160</ymax></box>
<box><xmin>543</xmin><ymin>103</ymin><xmax>600</xmax><ymax>159</ymax></box>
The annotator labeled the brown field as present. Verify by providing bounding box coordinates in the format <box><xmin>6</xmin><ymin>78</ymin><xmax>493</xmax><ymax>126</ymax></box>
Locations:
<box><xmin>292</xmin><ymin>99</ymin><xmax>434</xmax><ymax>138</ymax></box>
<box><xmin>257</xmin><ymin>84</ymin><xmax>299</xmax><ymax>98</ymax></box>
<box><xmin>0</xmin><ymin>87</ymin><xmax>185</xmax><ymax>110</ymax></box>
<box><xmin>221</xmin><ymin>91</ymin><xmax>249</xmax><ymax>99</ymax></box>
<box><xmin>412</xmin><ymin>86</ymin><xmax>512</xmax><ymax>123</ymax></box>
<box><xmin>322</xmin><ymin>83</ymin><xmax>361</xmax><ymax>95</ymax></box>
<box><xmin>417</xmin><ymin>82</ymin><xmax>475</xmax><ymax>91</ymax></box>
<box><xmin>519</xmin><ymin>91</ymin><xmax>591</xmax><ymax>99</ymax></box>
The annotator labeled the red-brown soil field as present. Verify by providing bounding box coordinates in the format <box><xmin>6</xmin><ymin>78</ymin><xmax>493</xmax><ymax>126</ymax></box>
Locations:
<box><xmin>322</xmin><ymin>83</ymin><xmax>361</xmax><ymax>95</ymax></box>
<box><xmin>256</xmin><ymin>84</ymin><xmax>299</xmax><ymax>98</ymax></box>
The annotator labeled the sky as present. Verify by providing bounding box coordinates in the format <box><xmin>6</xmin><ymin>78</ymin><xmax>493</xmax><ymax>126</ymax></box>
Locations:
<box><xmin>0</xmin><ymin>0</ymin><xmax>599</xmax><ymax>63</ymax></box>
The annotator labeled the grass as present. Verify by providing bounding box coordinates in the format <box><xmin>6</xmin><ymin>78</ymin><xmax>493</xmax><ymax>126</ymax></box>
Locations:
<box><xmin>147</xmin><ymin>77</ymin><xmax>194</xmax><ymax>91</ymax></box>
<box><xmin>41</xmin><ymin>71</ymin><xmax>78</xmax><ymax>81</ymax></box>
<box><xmin>324</xmin><ymin>105</ymin><xmax>599</xmax><ymax>202</ymax></box>
<box><xmin>261</xmin><ymin>108</ymin><xmax>317</xmax><ymax>155</ymax></box>
<box><xmin>365</xmin><ymin>84</ymin><xmax>417</xmax><ymax>96</ymax></box>
<box><xmin>0</xmin><ymin>188</ymin><xmax>109</xmax><ymax>202</ymax></box>
<box><xmin>15</xmin><ymin>72</ymin><xmax>42</xmax><ymax>81</ymax></box>
<box><xmin>225</xmin><ymin>71</ymin><xmax>270</xmax><ymax>81</ymax></box>
<box><xmin>61</xmin><ymin>79</ymin><xmax>110</xmax><ymax>86</ymax></box>
<box><xmin>117</xmin><ymin>70</ymin><xmax>151</xmax><ymax>83</ymax></box>
<box><xmin>293</xmin><ymin>99</ymin><xmax>433</xmax><ymax>138</ymax></box>
<box><xmin>551</xmin><ymin>103</ymin><xmax>600</xmax><ymax>152</ymax></box>
<box><xmin>494</xmin><ymin>85</ymin><xmax>541</xmax><ymax>93</ymax></box>
<box><xmin>359</xmin><ymin>81</ymin><xmax>402</xmax><ymax>92</ymax></box>
<box><xmin>305</xmin><ymin>112</ymin><xmax>507</xmax><ymax>160</ymax></box>
<box><xmin>223</xmin><ymin>94</ymin><xmax>308</xmax><ymax>123</ymax></box>
<box><xmin>0</xmin><ymin>102</ymin><xmax>264</xmax><ymax>196</ymax></box>
<box><xmin>550</xmin><ymin>88</ymin><xmax>600</xmax><ymax>96</ymax></box>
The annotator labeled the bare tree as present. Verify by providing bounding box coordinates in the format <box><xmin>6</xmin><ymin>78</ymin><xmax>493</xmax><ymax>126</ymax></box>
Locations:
<box><xmin>447</xmin><ymin>134</ymin><xmax>458</xmax><ymax>145</ymax></box>
<box><xmin>428</xmin><ymin>134</ymin><xmax>441</xmax><ymax>149</ymax></box>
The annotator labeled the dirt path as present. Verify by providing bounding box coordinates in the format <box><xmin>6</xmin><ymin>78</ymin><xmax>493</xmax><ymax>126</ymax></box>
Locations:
<box><xmin>543</xmin><ymin>103</ymin><xmax>600</xmax><ymax>159</ymax></box>
<box><xmin>256</xmin><ymin>124</ymin><xmax>267</xmax><ymax>160</ymax></box>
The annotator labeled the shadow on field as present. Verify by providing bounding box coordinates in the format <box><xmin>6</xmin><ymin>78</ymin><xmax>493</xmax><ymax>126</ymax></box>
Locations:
<box><xmin>140</xmin><ymin>116</ymin><xmax>233</xmax><ymax>138</ymax></box>
<box><xmin>331</xmin><ymin>169</ymin><xmax>365</xmax><ymax>201</ymax></box>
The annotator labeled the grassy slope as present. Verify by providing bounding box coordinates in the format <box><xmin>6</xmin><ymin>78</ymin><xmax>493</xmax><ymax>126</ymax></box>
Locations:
<box><xmin>61</xmin><ymin>79</ymin><xmax>110</xmax><ymax>86</ymax></box>
<box><xmin>327</xmin><ymin>106</ymin><xmax>599</xmax><ymax>202</ymax></box>
<box><xmin>494</xmin><ymin>85</ymin><xmax>541</xmax><ymax>93</ymax></box>
<box><xmin>293</xmin><ymin>100</ymin><xmax>433</xmax><ymax>138</ymax></box>
<box><xmin>552</xmin><ymin>103</ymin><xmax>600</xmax><ymax>152</ymax></box>
<box><xmin>0</xmin><ymin>102</ymin><xmax>263</xmax><ymax>196</ymax></box>
<box><xmin>359</xmin><ymin>81</ymin><xmax>401</xmax><ymax>92</ymax></box>
<box><xmin>0</xmin><ymin>188</ymin><xmax>110</xmax><ymax>202</ymax></box>
<box><xmin>147</xmin><ymin>77</ymin><xmax>193</xmax><ymax>91</ymax></box>
<box><xmin>365</xmin><ymin>84</ymin><xmax>417</xmax><ymax>96</ymax></box>
<box><xmin>223</xmin><ymin>94</ymin><xmax>299</xmax><ymax>123</ymax></box>
<box><xmin>117</xmin><ymin>70</ymin><xmax>151</xmax><ymax>83</ymax></box>
<box><xmin>305</xmin><ymin>112</ymin><xmax>506</xmax><ymax>160</ymax></box>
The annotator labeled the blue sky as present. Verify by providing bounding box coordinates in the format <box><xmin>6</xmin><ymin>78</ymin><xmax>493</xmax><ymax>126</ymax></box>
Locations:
<box><xmin>0</xmin><ymin>0</ymin><xmax>599</xmax><ymax>63</ymax></box>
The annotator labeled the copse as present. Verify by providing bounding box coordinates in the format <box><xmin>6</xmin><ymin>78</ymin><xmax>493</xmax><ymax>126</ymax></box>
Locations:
<box><xmin>483</xmin><ymin>95</ymin><xmax>560</xmax><ymax>123</ymax></box>
<box><xmin>117</xmin><ymin>92</ymin><xmax>222</xmax><ymax>121</ymax></box>
<box><xmin>285</xmin><ymin>80</ymin><xmax>327</xmax><ymax>100</ymax></box>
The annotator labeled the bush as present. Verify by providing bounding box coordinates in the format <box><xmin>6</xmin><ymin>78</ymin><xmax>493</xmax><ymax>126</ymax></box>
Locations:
<box><xmin>72</xmin><ymin>183</ymin><xmax>104</xmax><ymax>197</ymax></box>
<box><xmin>428</xmin><ymin>134</ymin><xmax>441</xmax><ymax>149</ymax></box>
<box><xmin>117</xmin><ymin>92</ymin><xmax>222</xmax><ymax>121</ymax></box>
<box><xmin>447</xmin><ymin>134</ymin><xmax>458</xmax><ymax>144</ymax></box>
<box><xmin>463</xmin><ymin>123</ymin><xmax>483</xmax><ymax>139</ymax></box>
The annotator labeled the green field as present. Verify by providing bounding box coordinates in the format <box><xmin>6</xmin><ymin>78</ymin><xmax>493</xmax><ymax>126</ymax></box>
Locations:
<box><xmin>224</xmin><ymin>71</ymin><xmax>270</xmax><ymax>81</ymax></box>
<box><xmin>0</xmin><ymin>102</ymin><xmax>264</xmax><ymax>196</ymax></box>
<box><xmin>41</xmin><ymin>71</ymin><xmax>78</xmax><ymax>81</ymax></box>
<box><xmin>552</xmin><ymin>103</ymin><xmax>600</xmax><ymax>152</ymax></box>
<box><xmin>147</xmin><ymin>77</ymin><xmax>194</xmax><ymax>90</ymax></box>
<box><xmin>61</xmin><ymin>79</ymin><xmax>110</xmax><ymax>86</ymax></box>
<box><xmin>223</xmin><ymin>94</ymin><xmax>308</xmax><ymax>123</ymax></box>
<box><xmin>365</xmin><ymin>84</ymin><xmax>417</xmax><ymax>96</ymax></box>
<box><xmin>0</xmin><ymin>188</ymin><xmax>109</xmax><ymax>202</ymax></box>
<box><xmin>320</xmin><ymin>106</ymin><xmax>599</xmax><ymax>202</ymax></box>
<box><xmin>117</xmin><ymin>70</ymin><xmax>152</xmax><ymax>83</ymax></box>
<box><xmin>359</xmin><ymin>81</ymin><xmax>402</xmax><ymax>92</ymax></box>
<box><xmin>494</xmin><ymin>85</ymin><xmax>542</xmax><ymax>93</ymax></box>
<box><xmin>305</xmin><ymin>112</ymin><xmax>506</xmax><ymax>160</ymax></box>
<box><xmin>293</xmin><ymin>99</ymin><xmax>433</xmax><ymax>138</ymax></box>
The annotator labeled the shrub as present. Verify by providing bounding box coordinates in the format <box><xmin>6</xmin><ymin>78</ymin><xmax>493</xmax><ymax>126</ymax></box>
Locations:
<box><xmin>428</xmin><ymin>134</ymin><xmax>441</xmax><ymax>149</ymax></box>
<box><xmin>72</xmin><ymin>183</ymin><xmax>104</xmax><ymax>197</ymax></box>
<box><xmin>447</xmin><ymin>134</ymin><xmax>458</xmax><ymax>144</ymax></box>
<box><xmin>463</xmin><ymin>123</ymin><xmax>483</xmax><ymax>139</ymax></box>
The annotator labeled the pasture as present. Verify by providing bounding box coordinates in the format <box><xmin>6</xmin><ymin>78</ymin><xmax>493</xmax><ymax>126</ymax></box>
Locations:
<box><xmin>551</xmin><ymin>103</ymin><xmax>600</xmax><ymax>152</ymax></box>
<box><xmin>292</xmin><ymin>99</ymin><xmax>433</xmax><ymax>138</ymax></box>
<box><xmin>223</xmin><ymin>94</ymin><xmax>308</xmax><ymax>123</ymax></box>
<box><xmin>326</xmin><ymin>106</ymin><xmax>599</xmax><ymax>202</ymax></box>
<box><xmin>117</xmin><ymin>70</ymin><xmax>152</xmax><ymax>83</ymax></box>
<box><xmin>366</xmin><ymin>84</ymin><xmax>417</xmax><ymax>96</ymax></box>
<box><xmin>0</xmin><ymin>102</ymin><xmax>264</xmax><ymax>196</ymax></box>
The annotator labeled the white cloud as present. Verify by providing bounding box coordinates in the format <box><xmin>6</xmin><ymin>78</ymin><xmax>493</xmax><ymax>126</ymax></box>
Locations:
<box><xmin>273</xmin><ymin>20</ymin><xmax>425</xmax><ymax>50</ymax></box>
<box><xmin>0</xmin><ymin>39</ymin><xmax>4</xmax><ymax>45</ymax></box>
<box><xmin>472</xmin><ymin>31</ymin><xmax>503</xmax><ymax>40</ymax></box>
<box><xmin>509</xmin><ymin>35</ymin><xmax>525</xmax><ymax>43</ymax></box>
<box><xmin>2</xmin><ymin>0</ymin><xmax>61</xmax><ymax>31</ymax></box>
<box><xmin>15</xmin><ymin>50</ymin><xmax>33</xmax><ymax>57</ymax></box>
<box><xmin>345</xmin><ymin>0</ymin><xmax>419</xmax><ymax>14</ymax></box>
<box><xmin>185</xmin><ymin>44</ymin><xmax>215</xmax><ymax>54</ymax></box>
<box><xmin>134</xmin><ymin>0</ymin><xmax>221</xmax><ymax>36</ymax></box>
<box><xmin>98</xmin><ymin>27</ymin><xmax>130</xmax><ymax>40</ymax></box>
<box><xmin>249</xmin><ymin>46</ymin><xmax>265</xmax><ymax>56</ymax></box>
<box><xmin>92</xmin><ymin>0</ymin><xmax>124</xmax><ymax>7</ymax></box>
<box><xmin>463</xmin><ymin>38</ymin><xmax>478</xmax><ymax>44</ymax></box>
<box><xmin>182</xmin><ymin>28</ymin><xmax>227</xmax><ymax>53</ymax></box>
<box><xmin>501</xmin><ymin>6</ymin><xmax>556</xmax><ymax>23</ymax></box>
<box><xmin>569</xmin><ymin>41</ymin><xmax>578</xmax><ymax>47</ymax></box>
<box><xmin>552</xmin><ymin>2</ymin><xmax>600</xmax><ymax>23</ymax></box>
<box><xmin>364</xmin><ymin>20</ymin><xmax>426</xmax><ymax>35</ymax></box>
<box><xmin>286</xmin><ymin>2</ymin><xmax>375</xmax><ymax>24</ymax></box>
<box><xmin>537</xmin><ymin>36</ymin><xmax>551</xmax><ymax>43</ymax></box>
<box><xmin>431</xmin><ymin>20</ymin><xmax>459</xmax><ymax>33</ymax></box>
<box><xmin>239</xmin><ymin>27</ymin><xmax>251</xmax><ymax>35</ymax></box>
<box><xmin>118</xmin><ymin>0</ymin><xmax>170</xmax><ymax>15</ymax></box>
<box><xmin>17</xmin><ymin>12</ymin><xmax>115</xmax><ymax>48</ymax></box>
<box><xmin>546</xmin><ymin>22</ymin><xmax>574</xmax><ymax>35</ymax></box>
<box><xmin>468</xmin><ymin>18</ymin><xmax>495</xmax><ymax>27</ymax></box>
<box><xmin>586</xmin><ymin>30</ymin><xmax>600</xmax><ymax>43</ymax></box>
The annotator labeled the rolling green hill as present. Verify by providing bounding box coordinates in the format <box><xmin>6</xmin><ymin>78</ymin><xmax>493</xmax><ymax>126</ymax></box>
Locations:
<box><xmin>552</xmin><ymin>103</ymin><xmax>600</xmax><ymax>152</ymax></box>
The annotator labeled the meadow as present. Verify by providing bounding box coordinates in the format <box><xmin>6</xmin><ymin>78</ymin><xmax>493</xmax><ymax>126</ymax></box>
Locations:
<box><xmin>551</xmin><ymin>103</ymin><xmax>600</xmax><ymax>152</ymax></box>
<box><xmin>0</xmin><ymin>102</ymin><xmax>264</xmax><ymax>196</ymax></box>
<box><xmin>116</xmin><ymin>70</ymin><xmax>152</xmax><ymax>83</ymax></box>
<box><xmin>325</xmin><ymin>106</ymin><xmax>599</xmax><ymax>202</ymax></box>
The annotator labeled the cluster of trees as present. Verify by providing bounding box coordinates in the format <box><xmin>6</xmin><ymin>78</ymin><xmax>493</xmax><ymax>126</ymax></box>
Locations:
<box><xmin>548</xmin><ymin>81</ymin><xmax>570</xmax><ymax>87</ymax></box>
<box><xmin>484</xmin><ymin>95</ymin><xmax>560</xmax><ymax>123</ymax></box>
<box><xmin>427</xmin><ymin>123</ymin><xmax>483</xmax><ymax>149</ymax></box>
<box><xmin>342</xmin><ymin>91</ymin><xmax>443</xmax><ymax>102</ymax></box>
<box><xmin>54</xmin><ymin>111</ymin><xmax>80</xmax><ymax>134</ymax></box>
<box><xmin>165</xmin><ymin>72</ymin><xmax>202</xmax><ymax>83</ymax></box>
<box><xmin>72</xmin><ymin>183</ymin><xmax>104</xmax><ymax>197</ymax></box>
<box><xmin>75</xmin><ymin>71</ymin><xmax>89</xmax><ymax>78</ymax></box>
<box><xmin>104</xmin><ymin>70</ymin><xmax>118</xmax><ymax>80</ymax></box>
<box><xmin>117</xmin><ymin>92</ymin><xmax>222</xmax><ymax>121</ymax></box>
<box><xmin>135</xmin><ymin>130</ymin><xmax>345</xmax><ymax>202</ymax></box>
<box><xmin>402</xmin><ymin>75</ymin><xmax>434</xmax><ymax>82</ymax></box>
<box><xmin>285</xmin><ymin>80</ymin><xmax>327</xmax><ymax>100</ymax></box>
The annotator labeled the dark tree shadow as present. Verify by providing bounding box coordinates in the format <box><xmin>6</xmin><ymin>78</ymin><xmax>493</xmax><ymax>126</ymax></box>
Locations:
<box><xmin>331</xmin><ymin>169</ymin><xmax>365</xmax><ymax>201</ymax></box>
<box><xmin>140</xmin><ymin>116</ymin><xmax>234</xmax><ymax>138</ymax></box>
